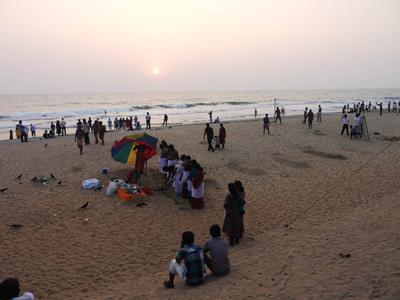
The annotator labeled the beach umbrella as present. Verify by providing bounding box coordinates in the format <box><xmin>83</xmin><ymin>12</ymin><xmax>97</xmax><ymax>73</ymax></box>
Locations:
<box><xmin>111</xmin><ymin>133</ymin><xmax>158</xmax><ymax>165</ymax></box>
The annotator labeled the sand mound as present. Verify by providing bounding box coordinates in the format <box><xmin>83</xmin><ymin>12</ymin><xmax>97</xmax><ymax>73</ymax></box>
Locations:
<box><xmin>226</xmin><ymin>160</ymin><xmax>267</xmax><ymax>176</ymax></box>
<box><xmin>384</xmin><ymin>136</ymin><xmax>400</xmax><ymax>142</ymax></box>
<box><xmin>302</xmin><ymin>149</ymin><xmax>347</xmax><ymax>160</ymax></box>
<box><xmin>273</xmin><ymin>156</ymin><xmax>311</xmax><ymax>169</ymax></box>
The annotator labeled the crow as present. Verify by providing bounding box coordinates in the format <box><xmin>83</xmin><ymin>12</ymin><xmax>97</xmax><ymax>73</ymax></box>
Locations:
<box><xmin>50</xmin><ymin>173</ymin><xmax>56</xmax><ymax>180</ymax></box>
<box><xmin>79</xmin><ymin>202</ymin><xmax>89</xmax><ymax>209</ymax></box>
<box><xmin>57</xmin><ymin>181</ymin><xmax>62</xmax><ymax>185</ymax></box>
<box><xmin>10</xmin><ymin>224</ymin><xmax>23</xmax><ymax>229</ymax></box>
<box><xmin>31</xmin><ymin>176</ymin><xmax>37</xmax><ymax>182</ymax></box>
<box><xmin>0</xmin><ymin>188</ymin><xmax>8</xmax><ymax>192</ymax></box>
<box><xmin>15</xmin><ymin>174</ymin><xmax>22</xmax><ymax>180</ymax></box>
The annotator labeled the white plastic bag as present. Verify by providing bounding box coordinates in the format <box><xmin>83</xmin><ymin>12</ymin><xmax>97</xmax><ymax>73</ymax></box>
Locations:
<box><xmin>105</xmin><ymin>181</ymin><xmax>118</xmax><ymax>196</ymax></box>
<box><xmin>82</xmin><ymin>178</ymin><xmax>100</xmax><ymax>189</ymax></box>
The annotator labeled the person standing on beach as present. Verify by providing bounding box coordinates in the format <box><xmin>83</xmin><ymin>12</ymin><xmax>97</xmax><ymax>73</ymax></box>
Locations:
<box><xmin>208</xmin><ymin>110</ymin><xmax>213</xmax><ymax>122</ymax></box>
<box><xmin>219</xmin><ymin>124</ymin><xmax>226</xmax><ymax>149</ymax></box>
<box><xmin>88</xmin><ymin>117</ymin><xmax>92</xmax><ymax>132</ymax></box>
<box><xmin>376</xmin><ymin>102</ymin><xmax>383</xmax><ymax>115</ymax></box>
<box><xmin>307</xmin><ymin>109</ymin><xmax>314</xmax><ymax>129</ymax></box>
<box><xmin>263</xmin><ymin>114</ymin><xmax>270</xmax><ymax>135</ymax></box>
<box><xmin>134</xmin><ymin>115</ymin><xmax>138</xmax><ymax>128</ymax></box>
<box><xmin>235</xmin><ymin>180</ymin><xmax>246</xmax><ymax>238</ymax></box>
<box><xmin>56</xmin><ymin>120</ymin><xmax>61</xmax><ymax>136</ymax></box>
<box><xmin>254</xmin><ymin>108</ymin><xmax>257</xmax><ymax>119</ymax></box>
<box><xmin>341</xmin><ymin>114</ymin><xmax>350</xmax><ymax>135</ymax></box>
<box><xmin>82</xmin><ymin>119</ymin><xmax>90</xmax><ymax>144</ymax></box>
<box><xmin>9</xmin><ymin>129</ymin><xmax>13</xmax><ymax>140</ymax></box>
<box><xmin>146</xmin><ymin>112</ymin><xmax>151</xmax><ymax>129</ymax></box>
<box><xmin>303</xmin><ymin>107</ymin><xmax>308</xmax><ymax>124</ymax></box>
<box><xmin>75</xmin><ymin>123</ymin><xmax>84</xmax><ymax>155</ymax></box>
<box><xmin>204</xmin><ymin>123</ymin><xmax>214</xmax><ymax>152</ymax></box>
<box><xmin>30</xmin><ymin>124</ymin><xmax>36</xmax><ymax>137</ymax></box>
<box><xmin>274</xmin><ymin>107</ymin><xmax>282</xmax><ymax>124</ymax></box>
<box><xmin>93</xmin><ymin>120</ymin><xmax>99</xmax><ymax>144</ymax></box>
<box><xmin>317</xmin><ymin>105</ymin><xmax>322</xmax><ymax>122</ymax></box>
<box><xmin>162</xmin><ymin>114</ymin><xmax>168</xmax><ymax>126</ymax></box>
<box><xmin>19</xmin><ymin>121</ymin><xmax>27</xmax><ymax>142</ymax></box>
<box><xmin>223</xmin><ymin>183</ymin><xmax>244</xmax><ymax>246</ymax></box>
<box><xmin>61</xmin><ymin>118</ymin><xmax>66</xmax><ymax>135</ymax></box>
<box><xmin>114</xmin><ymin>117</ymin><xmax>118</xmax><ymax>130</ymax></box>
<box><xmin>50</xmin><ymin>122</ymin><xmax>55</xmax><ymax>134</ymax></box>
<box><xmin>98</xmin><ymin>121</ymin><xmax>106</xmax><ymax>145</ymax></box>
<box><xmin>107</xmin><ymin>118</ymin><xmax>112</xmax><ymax>130</ymax></box>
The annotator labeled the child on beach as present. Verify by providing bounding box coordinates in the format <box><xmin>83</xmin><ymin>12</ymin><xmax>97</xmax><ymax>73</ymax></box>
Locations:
<box><xmin>263</xmin><ymin>114</ymin><xmax>270</xmax><ymax>135</ymax></box>
<box><xmin>213</xmin><ymin>136</ymin><xmax>221</xmax><ymax>150</ymax></box>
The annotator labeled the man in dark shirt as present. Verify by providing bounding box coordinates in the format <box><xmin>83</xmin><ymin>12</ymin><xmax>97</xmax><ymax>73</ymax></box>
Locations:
<box><xmin>204</xmin><ymin>224</ymin><xmax>230</xmax><ymax>276</ymax></box>
<box><xmin>164</xmin><ymin>231</ymin><xmax>205</xmax><ymax>289</ymax></box>
<box><xmin>203</xmin><ymin>123</ymin><xmax>214</xmax><ymax>152</ymax></box>
<box><xmin>274</xmin><ymin>107</ymin><xmax>282</xmax><ymax>124</ymax></box>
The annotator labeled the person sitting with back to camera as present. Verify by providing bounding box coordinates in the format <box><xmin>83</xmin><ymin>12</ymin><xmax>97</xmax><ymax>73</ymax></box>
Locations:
<box><xmin>164</xmin><ymin>231</ymin><xmax>205</xmax><ymax>289</ymax></box>
<box><xmin>0</xmin><ymin>278</ymin><xmax>34</xmax><ymax>300</ymax></box>
<box><xmin>203</xmin><ymin>224</ymin><xmax>230</xmax><ymax>276</ymax></box>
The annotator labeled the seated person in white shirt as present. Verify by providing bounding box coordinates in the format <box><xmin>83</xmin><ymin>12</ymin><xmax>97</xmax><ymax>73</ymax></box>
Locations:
<box><xmin>213</xmin><ymin>136</ymin><xmax>221</xmax><ymax>150</ymax></box>
<box><xmin>0</xmin><ymin>278</ymin><xmax>34</xmax><ymax>300</ymax></box>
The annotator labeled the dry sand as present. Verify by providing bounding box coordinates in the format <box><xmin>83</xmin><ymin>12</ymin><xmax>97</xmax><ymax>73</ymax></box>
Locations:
<box><xmin>1</xmin><ymin>112</ymin><xmax>400</xmax><ymax>299</ymax></box>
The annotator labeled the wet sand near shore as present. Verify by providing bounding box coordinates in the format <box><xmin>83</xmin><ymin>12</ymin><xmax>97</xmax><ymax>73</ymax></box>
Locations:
<box><xmin>1</xmin><ymin>112</ymin><xmax>399</xmax><ymax>299</ymax></box>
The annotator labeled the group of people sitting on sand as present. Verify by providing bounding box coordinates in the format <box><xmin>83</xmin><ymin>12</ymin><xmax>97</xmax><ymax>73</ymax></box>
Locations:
<box><xmin>163</xmin><ymin>180</ymin><xmax>246</xmax><ymax>289</ymax></box>
<box><xmin>159</xmin><ymin>140</ymin><xmax>205</xmax><ymax>209</ymax></box>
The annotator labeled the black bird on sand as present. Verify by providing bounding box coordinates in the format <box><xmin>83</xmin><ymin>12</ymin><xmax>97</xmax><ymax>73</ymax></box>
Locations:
<box><xmin>10</xmin><ymin>224</ymin><xmax>23</xmax><ymax>229</ymax></box>
<box><xmin>15</xmin><ymin>174</ymin><xmax>22</xmax><ymax>180</ymax></box>
<box><xmin>50</xmin><ymin>173</ymin><xmax>57</xmax><ymax>180</ymax></box>
<box><xmin>0</xmin><ymin>188</ymin><xmax>8</xmax><ymax>192</ymax></box>
<box><xmin>79</xmin><ymin>202</ymin><xmax>89</xmax><ymax>209</ymax></box>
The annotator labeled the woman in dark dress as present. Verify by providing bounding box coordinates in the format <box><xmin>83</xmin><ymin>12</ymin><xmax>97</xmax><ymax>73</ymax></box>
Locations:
<box><xmin>56</xmin><ymin>120</ymin><xmax>62</xmax><ymax>136</ymax></box>
<box><xmin>223</xmin><ymin>183</ymin><xmax>244</xmax><ymax>246</ymax></box>
<box><xmin>234</xmin><ymin>181</ymin><xmax>246</xmax><ymax>239</ymax></box>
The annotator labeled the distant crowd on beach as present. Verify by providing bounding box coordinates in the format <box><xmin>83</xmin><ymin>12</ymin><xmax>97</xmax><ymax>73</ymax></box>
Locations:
<box><xmin>9</xmin><ymin>111</ymin><xmax>167</xmax><ymax>143</ymax></box>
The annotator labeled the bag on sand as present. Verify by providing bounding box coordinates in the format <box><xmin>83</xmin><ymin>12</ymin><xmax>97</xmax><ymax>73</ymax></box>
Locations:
<box><xmin>82</xmin><ymin>178</ymin><xmax>100</xmax><ymax>189</ymax></box>
<box><xmin>105</xmin><ymin>181</ymin><xmax>118</xmax><ymax>196</ymax></box>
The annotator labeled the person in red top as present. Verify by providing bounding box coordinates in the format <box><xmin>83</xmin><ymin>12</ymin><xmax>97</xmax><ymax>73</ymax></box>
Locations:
<box><xmin>219</xmin><ymin>124</ymin><xmax>226</xmax><ymax>149</ymax></box>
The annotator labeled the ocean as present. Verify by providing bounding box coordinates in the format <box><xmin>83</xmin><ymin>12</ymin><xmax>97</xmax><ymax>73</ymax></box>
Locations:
<box><xmin>0</xmin><ymin>89</ymin><xmax>399</xmax><ymax>140</ymax></box>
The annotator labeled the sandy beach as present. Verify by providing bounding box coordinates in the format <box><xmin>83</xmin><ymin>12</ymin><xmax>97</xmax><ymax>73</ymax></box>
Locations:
<box><xmin>1</xmin><ymin>112</ymin><xmax>400</xmax><ymax>299</ymax></box>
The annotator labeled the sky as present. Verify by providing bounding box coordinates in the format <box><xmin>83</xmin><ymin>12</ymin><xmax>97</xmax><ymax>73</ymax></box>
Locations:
<box><xmin>0</xmin><ymin>0</ymin><xmax>399</xmax><ymax>94</ymax></box>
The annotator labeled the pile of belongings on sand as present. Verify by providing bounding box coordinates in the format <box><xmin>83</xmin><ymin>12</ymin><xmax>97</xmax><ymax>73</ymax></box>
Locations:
<box><xmin>105</xmin><ymin>171</ymin><xmax>152</xmax><ymax>202</ymax></box>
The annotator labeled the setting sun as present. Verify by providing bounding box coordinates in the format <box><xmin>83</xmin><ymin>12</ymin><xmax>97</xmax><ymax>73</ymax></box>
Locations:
<box><xmin>152</xmin><ymin>68</ymin><xmax>160</xmax><ymax>75</ymax></box>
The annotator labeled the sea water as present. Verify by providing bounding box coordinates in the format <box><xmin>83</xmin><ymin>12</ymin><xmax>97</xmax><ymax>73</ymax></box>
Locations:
<box><xmin>0</xmin><ymin>89</ymin><xmax>399</xmax><ymax>140</ymax></box>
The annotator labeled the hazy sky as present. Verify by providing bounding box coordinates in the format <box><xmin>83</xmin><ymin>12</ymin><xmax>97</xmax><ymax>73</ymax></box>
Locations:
<box><xmin>0</xmin><ymin>0</ymin><xmax>399</xmax><ymax>93</ymax></box>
